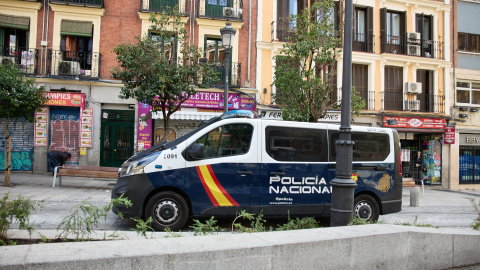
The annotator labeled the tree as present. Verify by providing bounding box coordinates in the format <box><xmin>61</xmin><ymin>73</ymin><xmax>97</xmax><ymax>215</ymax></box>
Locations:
<box><xmin>0</xmin><ymin>63</ymin><xmax>49</xmax><ymax>187</ymax></box>
<box><xmin>273</xmin><ymin>0</ymin><xmax>365</xmax><ymax>122</ymax></box>
<box><xmin>112</xmin><ymin>7</ymin><xmax>217</xmax><ymax>142</ymax></box>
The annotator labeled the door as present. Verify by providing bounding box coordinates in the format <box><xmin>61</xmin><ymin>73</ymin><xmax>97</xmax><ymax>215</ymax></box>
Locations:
<box><xmin>260</xmin><ymin>123</ymin><xmax>329</xmax><ymax>216</ymax></box>
<box><xmin>0</xmin><ymin>119</ymin><xmax>34</xmax><ymax>171</ymax></box>
<box><xmin>100</xmin><ymin>110</ymin><xmax>134</xmax><ymax>167</ymax></box>
<box><xmin>49</xmin><ymin>107</ymin><xmax>80</xmax><ymax>165</ymax></box>
<box><xmin>205</xmin><ymin>0</ymin><xmax>231</xmax><ymax>17</ymax></box>
<box><xmin>185</xmin><ymin>122</ymin><xmax>258</xmax><ymax>216</ymax></box>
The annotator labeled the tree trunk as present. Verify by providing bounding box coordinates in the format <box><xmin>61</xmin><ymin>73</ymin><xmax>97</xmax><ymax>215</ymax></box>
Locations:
<box><xmin>4</xmin><ymin>120</ymin><xmax>11</xmax><ymax>187</ymax></box>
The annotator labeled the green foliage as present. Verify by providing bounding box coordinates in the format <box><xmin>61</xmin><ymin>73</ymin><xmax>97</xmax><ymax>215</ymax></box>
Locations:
<box><xmin>470</xmin><ymin>198</ymin><xmax>480</xmax><ymax>230</ymax></box>
<box><xmin>57</xmin><ymin>195</ymin><xmax>132</xmax><ymax>240</ymax></box>
<box><xmin>273</xmin><ymin>0</ymin><xmax>342</xmax><ymax>122</ymax></box>
<box><xmin>231</xmin><ymin>210</ymin><xmax>268</xmax><ymax>233</ymax></box>
<box><xmin>277</xmin><ymin>212</ymin><xmax>320</xmax><ymax>231</ymax></box>
<box><xmin>332</xmin><ymin>86</ymin><xmax>367</xmax><ymax>116</ymax></box>
<box><xmin>131</xmin><ymin>216</ymin><xmax>154</xmax><ymax>239</ymax></box>
<box><xmin>111</xmin><ymin>6</ymin><xmax>217</xmax><ymax>141</ymax></box>
<box><xmin>164</xmin><ymin>227</ymin><xmax>183</xmax><ymax>238</ymax></box>
<box><xmin>190</xmin><ymin>216</ymin><xmax>220</xmax><ymax>236</ymax></box>
<box><xmin>348</xmin><ymin>216</ymin><xmax>375</xmax><ymax>226</ymax></box>
<box><xmin>394</xmin><ymin>216</ymin><xmax>438</xmax><ymax>228</ymax></box>
<box><xmin>0</xmin><ymin>193</ymin><xmax>42</xmax><ymax>245</ymax></box>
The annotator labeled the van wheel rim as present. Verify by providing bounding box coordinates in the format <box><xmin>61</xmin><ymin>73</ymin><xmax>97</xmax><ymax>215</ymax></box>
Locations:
<box><xmin>155</xmin><ymin>200</ymin><xmax>179</xmax><ymax>224</ymax></box>
<box><xmin>355</xmin><ymin>201</ymin><xmax>372</xmax><ymax>219</ymax></box>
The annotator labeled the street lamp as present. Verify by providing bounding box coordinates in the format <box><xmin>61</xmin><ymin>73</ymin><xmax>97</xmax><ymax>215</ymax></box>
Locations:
<box><xmin>220</xmin><ymin>22</ymin><xmax>236</xmax><ymax>113</ymax></box>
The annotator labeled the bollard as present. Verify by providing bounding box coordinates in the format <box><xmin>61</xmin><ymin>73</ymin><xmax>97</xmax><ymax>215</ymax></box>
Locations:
<box><xmin>410</xmin><ymin>187</ymin><xmax>420</xmax><ymax>207</ymax></box>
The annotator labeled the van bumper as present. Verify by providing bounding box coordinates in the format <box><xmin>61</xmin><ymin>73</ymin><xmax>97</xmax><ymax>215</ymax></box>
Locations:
<box><xmin>111</xmin><ymin>174</ymin><xmax>154</xmax><ymax>218</ymax></box>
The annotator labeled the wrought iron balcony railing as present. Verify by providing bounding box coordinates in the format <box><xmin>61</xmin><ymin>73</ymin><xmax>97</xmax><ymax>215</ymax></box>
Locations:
<box><xmin>0</xmin><ymin>46</ymin><xmax>38</xmax><ymax>75</ymax></box>
<box><xmin>332</xmin><ymin>88</ymin><xmax>375</xmax><ymax>110</ymax></box>
<box><xmin>353</xmin><ymin>33</ymin><xmax>375</xmax><ymax>53</ymax></box>
<box><xmin>271</xmin><ymin>19</ymin><xmax>296</xmax><ymax>42</ymax></box>
<box><xmin>49</xmin><ymin>0</ymin><xmax>104</xmax><ymax>8</ymax></box>
<box><xmin>140</xmin><ymin>0</ymin><xmax>186</xmax><ymax>14</ymax></box>
<box><xmin>381</xmin><ymin>34</ymin><xmax>444</xmax><ymax>59</ymax></box>
<box><xmin>49</xmin><ymin>50</ymin><xmax>101</xmax><ymax>79</ymax></box>
<box><xmin>208</xmin><ymin>61</ymin><xmax>241</xmax><ymax>88</ymax></box>
<box><xmin>198</xmin><ymin>0</ymin><xmax>243</xmax><ymax>20</ymax></box>
<box><xmin>382</xmin><ymin>92</ymin><xmax>445</xmax><ymax>113</ymax></box>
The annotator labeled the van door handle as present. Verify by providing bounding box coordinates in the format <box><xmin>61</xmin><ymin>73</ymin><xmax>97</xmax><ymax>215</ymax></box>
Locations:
<box><xmin>237</xmin><ymin>170</ymin><xmax>253</xmax><ymax>176</ymax></box>
<box><xmin>270</xmin><ymin>172</ymin><xmax>285</xmax><ymax>176</ymax></box>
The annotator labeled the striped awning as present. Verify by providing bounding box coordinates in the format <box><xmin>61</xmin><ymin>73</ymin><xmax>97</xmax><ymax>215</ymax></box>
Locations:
<box><xmin>151</xmin><ymin>111</ymin><xmax>221</xmax><ymax>120</ymax></box>
<box><xmin>0</xmin><ymin>14</ymin><xmax>30</xmax><ymax>30</ymax></box>
<box><xmin>61</xmin><ymin>20</ymin><xmax>93</xmax><ymax>37</ymax></box>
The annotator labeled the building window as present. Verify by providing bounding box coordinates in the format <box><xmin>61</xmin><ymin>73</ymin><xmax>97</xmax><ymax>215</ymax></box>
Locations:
<box><xmin>150</xmin><ymin>32</ymin><xmax>177</xmax><ymax>64</ymax></box>
<box><xmin>383</xmin><ymin>66</ymin><xmax>403</xmax><ymax>111</ymax></box>
<box><xmin>458</xmin><ymin>33</ymin><xmax>480</xmax><ymax>53</ymax></box>
<box><xmin>456</xmin><ymin>81</ymin><xmax>480</xmax><ymax>105</ymax></box>
<box><xmin>459</xmin><ymin>146</ymin><xmax>480</xmax><ymax>184</ymax></box>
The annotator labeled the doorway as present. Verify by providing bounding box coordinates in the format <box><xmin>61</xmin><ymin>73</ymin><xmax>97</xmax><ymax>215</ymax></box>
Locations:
<box><xmin>100</xmin><ymin>110</ymin><xmax>134</xmax><ymax>167</ymax></box>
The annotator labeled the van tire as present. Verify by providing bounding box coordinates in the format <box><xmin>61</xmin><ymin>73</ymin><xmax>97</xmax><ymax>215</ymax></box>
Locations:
<box><xmin>354</xmin><ymin>194</ymin><xmax>379</xmax><ymax>222</ymax></box>
<box><xmin>146</xmin><ymin>191</ymin><xmax>189</xmax><ymax>231</ymax></box>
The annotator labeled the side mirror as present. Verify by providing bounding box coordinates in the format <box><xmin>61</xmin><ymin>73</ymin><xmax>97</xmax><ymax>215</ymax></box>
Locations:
<box><xmin>188</xmin><ymin>143</ymin><xmax>205</xmax><ymax>160</ymax></box>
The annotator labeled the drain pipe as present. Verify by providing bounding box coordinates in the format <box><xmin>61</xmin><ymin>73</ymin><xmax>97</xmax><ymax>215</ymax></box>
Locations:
<box><xmin>40</xmin><ymin>0</ymin><xmax>46</xmax><ymax>73</ymax></box>
<box><xmin>44</xmin><ymin>1</ymin><xmax>51</xmax><ymax>75</ymax></box>
<box><xmin>247</xmin><ymin>0</ymin><xmax>252</xmax><ymax>87</ymax></box>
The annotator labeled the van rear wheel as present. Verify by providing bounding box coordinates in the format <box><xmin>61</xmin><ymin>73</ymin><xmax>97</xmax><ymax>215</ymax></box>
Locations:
<box><xmin>146</xmin><ymin>191</ymin><xmax>189</xmax><ymax>231</ymax></box>
<box><xmin>354</xmin><ymin>194</ymin><xmax>379</xmax><ymax>222</ymax></box>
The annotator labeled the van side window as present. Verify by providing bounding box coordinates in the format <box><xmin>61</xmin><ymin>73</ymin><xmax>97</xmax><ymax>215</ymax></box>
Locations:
<box><xmin>329</xmin><ymin>132</ymin><xmax>390</xmax><ymax>162</ymax></box>
<box><xmin>265</xmin><ymin>127</ymin><xmax>327</xmax><ymax>162</ymax></box>
<box><xmin>194</xmin><ymin>123</ymin><xmax>253</xmax><ymax>159</ymax></box>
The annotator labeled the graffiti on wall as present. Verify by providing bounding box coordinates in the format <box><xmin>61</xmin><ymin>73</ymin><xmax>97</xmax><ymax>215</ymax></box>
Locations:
<box><xmin>49</xmin><ymin>108</ymin><xmax>80</xmax><ymax>165</ymax></box>
<box><xmin>0</xmin><ymin>119</ymin><xmax>34</xmax><ymax>171</ymax></box>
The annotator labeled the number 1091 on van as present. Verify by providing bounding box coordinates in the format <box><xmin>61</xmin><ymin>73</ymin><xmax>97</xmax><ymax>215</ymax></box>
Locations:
<box><xmin>112</xmin><ymin>110</ymin><xmax>402</xmax><ymax>231</ymax></box>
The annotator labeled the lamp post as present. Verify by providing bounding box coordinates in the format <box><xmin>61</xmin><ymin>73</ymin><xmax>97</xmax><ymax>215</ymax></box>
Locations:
<box><xmin>220</xmin><ymin>22</ymin><xmax>236</xmax><ymax>113</ymax></box>
<box><xmin>330</xmin><ymin>0</ymin><xmax>357</xmax><ymax>227</ymax></box>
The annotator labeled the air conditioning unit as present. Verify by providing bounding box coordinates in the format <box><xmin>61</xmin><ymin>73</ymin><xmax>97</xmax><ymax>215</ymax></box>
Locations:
<box><xmin>404</xmin><ymin>100</ymin><xmax>420</xmax><ymax>111</ymax></box>
<box><xmin>408</xmin><ymin>44</ymin><xmax>421</xmax><ymax>56</ymax></box>
<box><xmin>0</xmin><ymin>56</ymin><xmax>15</xmax><ymax>65</ymax></box>
<box><xmin>58</xmin><ymin>61</ymin><xmax>81</xmax><ymax>76</ymax></box>
<box><xmin>406</xmin><ymin>82</ymin><xmax>422</xmax><ymax>94</ymax></box>
<box><xmin>223</xmin><ymin>7</ymin><xmax>242</xmax><ymax>18</ymax></box>
<box><xmin>407</xmin><ymin>32</ymin><xmax>421</xmax><ymax>44</ymax></box>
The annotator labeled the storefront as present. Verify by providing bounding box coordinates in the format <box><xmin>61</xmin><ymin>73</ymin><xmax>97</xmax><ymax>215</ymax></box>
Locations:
<box><xmin>34</xmin><ymin>92</ymin><xmax>86</xmax><ymax>167</ymax></box>
<box><xmin>459</xmin><ymin>134</ymin><xmax>480</xmax><ymax>184</ymax></box>
<box><xmin>137</xmin><ymin>90</ymin><xmax>256</xmax><ymax>151</ymax></box>
<box><xmin>383</xmin><ymin>116</ymin><xmax>445</xmax><ymax>185</ymax></box>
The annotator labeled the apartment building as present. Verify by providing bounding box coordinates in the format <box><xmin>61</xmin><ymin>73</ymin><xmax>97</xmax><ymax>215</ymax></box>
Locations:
<box><xmin>448</xmin><ymin>0</ymin><xmax>480</xmax><ymax>189</ymax></box>
<box><xmin>257</xmin><ymin>0</ymin><xmax>452</xmax><ymax>186</ymax></box>
<box><xmin>0</xmin><ymin>0</ymin><xmax>257</xmax><ymax>172</ymax></box>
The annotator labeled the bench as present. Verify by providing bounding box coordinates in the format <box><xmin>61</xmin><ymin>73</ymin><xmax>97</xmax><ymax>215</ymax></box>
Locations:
<box><xmin>52</xmin><ymin>165</ymin><xmax>119</xmax><ymax>189</ymax></box>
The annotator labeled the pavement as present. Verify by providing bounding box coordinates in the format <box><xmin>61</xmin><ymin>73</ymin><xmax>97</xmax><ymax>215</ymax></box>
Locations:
<box><xmin>1</xmin><ymin>171</ymin><xmax>480</xmax><ymax>237</ymax></box>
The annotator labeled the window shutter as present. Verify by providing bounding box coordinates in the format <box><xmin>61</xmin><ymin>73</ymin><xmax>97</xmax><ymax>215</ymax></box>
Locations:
<box><xmin>61</xmin><ymin>20</ymin><xmax>93</xmax><ymax>37</ymax></box>
<box><xmin>0</xmin><ymin>14</ymin><xmax>30</xmax><ymax>30</ymax></box>
<box><xmin>367</xmin><ymin>6</ymin><xmax>373</xmax><ymax>52</ymax></box>
<box><xmin>380</xmin><ymin>8</ymin><xmax>386</xmax><ymax>53</ymax></box>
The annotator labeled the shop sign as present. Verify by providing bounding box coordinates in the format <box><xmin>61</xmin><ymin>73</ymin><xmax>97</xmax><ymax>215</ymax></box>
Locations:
<box><xmin>34</xmin><ymin>107</ymin><xmax>48</xmax><ymax>146</ymax></box>
<box><xmin>444</xmin><ymin>126</ymin><xmax>455</xmax><ymax>144</ymax></box>
<box><xmin>43</xmin><ymin>92</ymin><xmax>85</xmax><ymax>108</ymax></box>
<box><xmin>460</xmin><ymin>134</ymin><xmax>480</xmax><ymax>146</ymax></box>
<box><xmin>80</xmin><ymin>108</ymin><xmax>93</xmax><ymax>147</ymax></box>
<box><xmin>383</xmin><ymin>116</ymin><xmax>445</xmax><ymax>129</ymax></box>
<box><xmin>152</xmin><ymin>92</ymin><xmax>256</xmax><ymax>112</ymax></box>
<box><xmin>137</xmin><ymin>102</ymin><xmax>152</xmax><ymax>151</ymax></box>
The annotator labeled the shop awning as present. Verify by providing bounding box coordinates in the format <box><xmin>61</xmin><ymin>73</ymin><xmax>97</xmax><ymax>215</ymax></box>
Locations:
<box><xmin>0</xmin><ymin>14</ymin><xmax>30</xmax><ymax>30</ymax></box>
<box><xmin>152</xmin><ymin>111</ymin><xmax>221</xmax><ymax>120</ymax></box>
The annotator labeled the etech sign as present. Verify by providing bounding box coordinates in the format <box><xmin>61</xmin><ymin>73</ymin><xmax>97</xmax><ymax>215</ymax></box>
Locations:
<box><xmin>383</xmin><ymin>116</ymin><xmax>445</xmax><ymax>129</ymax></box>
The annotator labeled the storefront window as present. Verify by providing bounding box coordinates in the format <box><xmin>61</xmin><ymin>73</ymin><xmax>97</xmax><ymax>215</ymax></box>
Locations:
<box><xmin>459</xmin><ymin>146</ymin><xmax>480</xmax><ymax>184</ymax></box>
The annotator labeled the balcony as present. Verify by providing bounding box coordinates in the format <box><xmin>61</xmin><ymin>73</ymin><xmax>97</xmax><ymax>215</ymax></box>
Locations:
<box><xmin>198</xmin><ymin>0</ymin><xmax>243</xmax><ymax>20</ymax></box>
<box><xmin>0</xmin><ymin>46</ymin><xmax>38</xmax><ymax>75</ymax></box>
<box><xmin>140</xmin><ymin>0</ymin><xmax>186</xmax><ymax>14</ymax></box>
<box><xmin>381</xmin><ymin>34</ymin><xmax>444</xmax><ymax>59</ymax></box>
<box><xmin>208</xmin><ymin>61</ymin><xmax>241</xmax><ymax>88</ymax></box>
<box><xmin>49</xmin><ymin>0</ymin><xmax>104</xmax><ymax>8</ymax></box>
<box><xmin>48</xmin><ymin>50</ymin><xmax>101</xmax><ymax>79</ymax></box>
<box><xmin>353</xmin><ymin>33</ymin><xmax>374</xmax><ymax>53</ymax></box>
<box><xmin>271</xmin><ymin>19</ymin><xmax>296</xmax><ymax>42</ymax></box>
<box><xmin>382</xmin><ymin>92</ymin><xmax>445</xmax><ymax>113</ymax></box>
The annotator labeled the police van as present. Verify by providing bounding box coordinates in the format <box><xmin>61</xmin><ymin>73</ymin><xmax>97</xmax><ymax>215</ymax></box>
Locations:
<box><xmin>112</xmin><ymin>110</ymin><xmax>402</xmax><ymax>231</ymax></box>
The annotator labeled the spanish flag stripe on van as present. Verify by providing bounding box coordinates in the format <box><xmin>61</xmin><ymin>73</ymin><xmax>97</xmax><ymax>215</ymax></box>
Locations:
<box><xmin>197</xmin><ymin>165</ymin><xmax>239</xmax><ymax>207</ymax></box>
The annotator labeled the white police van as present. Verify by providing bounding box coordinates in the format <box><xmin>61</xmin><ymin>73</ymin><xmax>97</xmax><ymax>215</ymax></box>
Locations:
<box><xmin>112</xmin><ymin>110</ymin><xmax>402</xmax><ymax>231</ymax></box>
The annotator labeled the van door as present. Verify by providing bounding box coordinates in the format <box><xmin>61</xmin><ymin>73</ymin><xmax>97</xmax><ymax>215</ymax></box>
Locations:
<box><xmin>259</xmin><ymin>122</ymin><xmax>329</xmax><ymax>216</ymax></box>
<box><xmin>184</xmin><ymin>121</ymin><xmax>259</xmax><ymax>216</ymax></box>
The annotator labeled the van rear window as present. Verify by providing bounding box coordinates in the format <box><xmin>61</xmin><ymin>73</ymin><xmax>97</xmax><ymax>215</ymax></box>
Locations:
<box><xmin>330</xmin><ymin>132</ymin><xmax>390</xmax><ymax>162</ymax></box>
<box><xmin>266</xmin><ymin>127</ymin><xmax>327</xmax><ymax>162</ymax></box>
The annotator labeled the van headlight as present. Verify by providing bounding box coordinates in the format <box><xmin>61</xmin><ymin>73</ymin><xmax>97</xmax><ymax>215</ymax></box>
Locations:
<box><xmin>119</xmin><ymin>153</ymin><xmax>159</xmax><ymax>177</ymax></box>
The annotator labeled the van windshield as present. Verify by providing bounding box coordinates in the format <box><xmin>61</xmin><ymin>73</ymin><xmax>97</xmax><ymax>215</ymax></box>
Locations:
<box><xmin>124</xmin><ymin>116</ymin><xmax>221</xmax><ymax>162</ymax></box>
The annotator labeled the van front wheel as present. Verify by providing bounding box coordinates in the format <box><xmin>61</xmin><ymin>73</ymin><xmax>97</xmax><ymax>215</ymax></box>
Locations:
<box><xmin>354</xmin><ymin>194</ymin><xmax>379</xmax><ymax>222</ymax></box>
<box><xmin>146</xmin><ymin>192</ymin><xmax>189</xmax><ymax>231</ymax></box>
